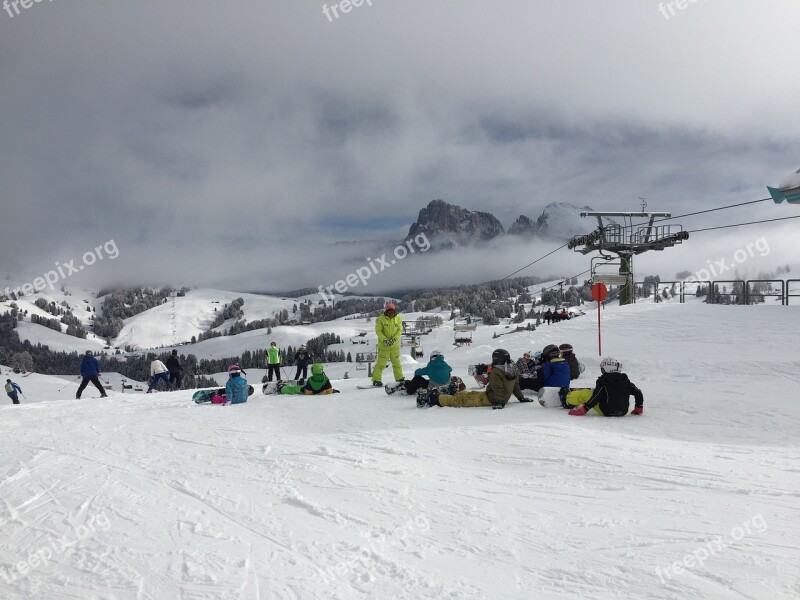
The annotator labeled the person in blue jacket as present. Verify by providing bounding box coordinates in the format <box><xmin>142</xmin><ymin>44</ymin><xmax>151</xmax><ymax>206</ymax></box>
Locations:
<box><xmin>5</xmin><ymin>379</ymin><xmax>22</xmax><ymax>404</ymax></box>
<box><xmin>402</xmin><ymin>350</ymin><xmax>452</xmax><ymax>395</ymax></box>
<box><xmin>225</xmin><ymin>364</ymin><xmax>249</xmax><ymax>404</ymax></box>
<box><xmin>529</xmin><ymin>344</ymin><xmax>570</xmax><ymax>393</ymax></box>
<box><xmin>76</xmin><ymin>351</ymin><xmax>108</xmax><ymax>399</ymax></box>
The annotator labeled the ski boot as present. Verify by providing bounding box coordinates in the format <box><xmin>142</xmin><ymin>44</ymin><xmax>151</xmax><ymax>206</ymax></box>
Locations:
<box><xmin>372</xmin><ymin>380</ymin><xmax>383</xmax><ymax>387</ymax></box>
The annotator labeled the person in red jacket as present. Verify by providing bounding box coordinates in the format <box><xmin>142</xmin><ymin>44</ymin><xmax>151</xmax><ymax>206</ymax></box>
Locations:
<box><xmin>567</xmin><ymin>357</ymin><xmax>644</xmax><ymax>417</ymax></box>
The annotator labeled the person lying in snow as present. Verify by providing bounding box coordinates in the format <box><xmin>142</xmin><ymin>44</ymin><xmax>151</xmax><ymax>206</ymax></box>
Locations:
<box><xmin>279</xmin><ymin>363</ymin><xmax>338</xmax><ymax>395</ymax></box>
<box><xmin>566</xmin><ymin>357</ymin><xmax>644</xmax><ymax>417</ymax></box>
<box><xmin>417</xmin><ymin>349</ymin><xmax>534</xmax><ymax>409</ymax></box>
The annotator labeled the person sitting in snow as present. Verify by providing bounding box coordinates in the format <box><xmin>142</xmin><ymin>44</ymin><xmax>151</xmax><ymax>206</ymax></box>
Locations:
<box><xmin>528</xmin><ymin>344</ymin><xmax>571</xmax><ymax>393</ymax></box>
<box><xmin>402</xmin><ymin>349</ymin><xmax>452</xmax><ymax>395</ymax></box>
<box><xmin>279</xmin><ymin>363</ymin><xmax>338</xmax><ymax>395</ymax></box>
<box><xmin>147</xmin><ymin>358</ymin><xmax>172</xmax><ymax>393</ymax></box>
<box><xmin>212</xmin><ymin>364</ymin><xmax>250</xmax><ymax>404</ymax></box>
<box><xmin>418</xmin><ymin>349</ymin><xmax>534</xmax><ymax>409</ymax></box>
<box><xmin>558</xmin><ymin>343</ymin><xmax>582</xmax><ymax>380</ymax></box>
<box><xmin>566</xmin><ymin>357</ymin><xmax>644</xmax><ymax>417</ymax></box>
<box><xmin>5</xmin><ymin>379</ymin><xmax>22</xmax><ymax>404</ymax></box>
<box><xmin>516</xmin><ymin>350</ymin><xmax>540</xmax><ymax>390</ymax></box>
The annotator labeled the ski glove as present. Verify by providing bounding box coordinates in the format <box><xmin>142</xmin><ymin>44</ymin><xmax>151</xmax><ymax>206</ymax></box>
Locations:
<box><xmin>631</xmin><ymin>406</ymin><xmax>643</xmax><ymax>415</ymax></box>
<box><xmin>568</xmin><ymin>405</ymin><xmax>587</xmax><ymax>416</ymax></box>
<box><xmin>384</xmin><ymin>339</ymin><xmax>395</xmax><ymax>346</ymax></box>
<box><xmin>492</xmin><ymin>403</ymin><xmax>505</xmax><ymax>410</ymax></box>
<box><xmin>518</xmin><ymin>396</ymin><xmax>534</xmax><ymax>403</ymax></box>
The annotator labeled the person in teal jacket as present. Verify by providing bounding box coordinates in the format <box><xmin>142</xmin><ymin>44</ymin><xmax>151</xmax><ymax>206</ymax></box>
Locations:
<box><xmin>403</xmin><ymin>350</ymin><xmax>452</xmax><ymax>395</ymax></box>
<box><xmin>280</xmin><ymin>363</ymin><xmax>337</xmax><ymax>395</ymax></box>
<box><xmin>225</xmin><ymin>365</ymin><xmax>250</xmax><ymax>404</ymax></box>
<box><xmin>372</xmin><ymin>301</ymin><xmax>404</xmax><ymax>386</ymax></box>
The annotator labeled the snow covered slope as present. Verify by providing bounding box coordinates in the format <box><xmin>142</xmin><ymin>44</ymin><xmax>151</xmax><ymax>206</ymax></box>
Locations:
<box><xmin>1</xmin><ymin>302</ymin><xmax>798</xmax><ymax>599</ymax></box>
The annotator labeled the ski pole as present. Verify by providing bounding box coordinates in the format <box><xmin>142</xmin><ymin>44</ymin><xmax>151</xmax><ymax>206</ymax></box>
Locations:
<box><xmin>58</xmin><ymin>376</ymin><xmax>81</xmax><ymax>392</ymax></box>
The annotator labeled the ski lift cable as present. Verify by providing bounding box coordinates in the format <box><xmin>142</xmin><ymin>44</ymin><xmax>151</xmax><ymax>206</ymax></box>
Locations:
<box><xmin>501</xmin><ymin>243</ymin><xmax>569</xmax><ymax>281</ymax></box>
<box><xmin>630</xmin><ymin>197</ymin><xmax>772</xmax><ymax>229</ymax></box>
<box><xmin>685</xmin><ymin>214</ymin><xmax>800</xmax><ymax>234</ymax></box>
<box><xmin>499</xmin><ymin>196</ymin><xmax>779</xmax><ymax>283</ymax></box>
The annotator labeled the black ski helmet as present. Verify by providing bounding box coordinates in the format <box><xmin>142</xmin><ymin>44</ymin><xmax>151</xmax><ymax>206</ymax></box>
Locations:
<box><xmin>491</xmin><ymin>349</ymin><xmax>511</xmax><ymax>366</ymax></box>
<box><xmin>559</xmin><ymin>343</ymin><xmax>573</xmax><ymax>355</ymax></box>
<box><xmin>542</xmin><ymin>344</ymin><xmax>560</xmax><ymax>361</ymax></box>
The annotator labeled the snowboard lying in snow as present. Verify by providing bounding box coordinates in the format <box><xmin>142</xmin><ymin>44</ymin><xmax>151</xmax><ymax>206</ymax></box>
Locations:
<box><xmin>193</xmin><ymin>385</ymin><xmax>255</xmax><ymax>404</ymax></box>
<box><xmin>537</xmin><ymin>387</ymin><xmax>592</xmax><ymax>408</ymax></box>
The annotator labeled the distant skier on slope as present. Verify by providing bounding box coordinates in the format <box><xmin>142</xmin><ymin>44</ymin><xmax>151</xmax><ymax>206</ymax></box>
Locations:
<box><xmin>147</xmin><ymin>358</ymin><xmax>172</xmax><ymax>393</ymax></box>
<box><xmin>76</xmin><ymin>351</ymin><xmax>108</xmax><ymax>399</ymax></box>
<box><xmin>372</xmin><ymin>301</ymin><xmax>404</xmax><ymax>387</ymax></box>
<box><xmin>279</xmin><ymin>363</ymin><xmax>337</xmax><ymax>395</ymax></box>
<box><xmin>417</xmin><ymin>349</ymin><xmax>535</xmax><ymax>409</ymax></box>
<box><xmin>566</xmin><ymin>357</ymin><xmax>644</xmax><ymax>417</ymax></box>
<box><xmin>166</xmin><ymin>350</ymin><xmax>184</xmax><ymax>390</ymax></box>
<box><xmin>293</xmin><ymin>345</ymin><xmax>312</xmax><ymax>384</ymax></box>
<box><xmin>5</xmin><ymin>379</ymin><xmax>22</xmax><ymax>404</ymax></box>
<box><xmin>267</xmin><ymin>341</ymin><xmax>282</xmax><ymax>383</ymax></box>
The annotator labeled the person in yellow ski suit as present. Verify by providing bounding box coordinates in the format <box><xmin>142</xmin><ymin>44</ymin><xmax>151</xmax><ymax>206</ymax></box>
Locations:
<box><xmin>372</xmin><ymin>301</ymin><xmax>404</xmax><ymax>386</ymax></box>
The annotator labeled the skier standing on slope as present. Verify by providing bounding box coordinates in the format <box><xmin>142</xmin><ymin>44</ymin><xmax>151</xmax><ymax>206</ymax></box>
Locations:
<box><xmin>293</xmin><ymin>345</ymin><xmax>312</xmax><ymax>384</ymax></box>
<box><xmin>5</xmin><ymin>379</ymin><xmax>22</xmax><ymax>404</ymax></box>
<box><xmin>76</xmin><ymin>351</ymin><xmax>108</xmax><ymax>399</ymax></box>
<box><xmin>566</xmin><ymin>357</ymin><xmax>644</xmax><ymax>416</ymax></box>
<box><xmin>147</xmin><ymin>358</ymin><xmax>172</xmax><ymax>393</ymax></box>
<box><xmin>166</xmin><ymin>350</ymin><xmax>184</xmax><ymax>390</ymax></box>
<box><xmin>266</xmin><ymin>341</ymin><xmax>282</xmax><ymax>383</ymax></box>
<box><xmin>372</xmin><ymin>301</ymin><xmax>404</xmax><ymax>387</ymax></box>
<box><xmin>418</xmin><ymin>349</ymin><xmax>534</xmax><ymax>409</ymax></box>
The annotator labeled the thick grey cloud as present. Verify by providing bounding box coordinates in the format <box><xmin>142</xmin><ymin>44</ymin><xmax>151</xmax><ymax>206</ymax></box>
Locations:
<box><xmin>1</xmin><ymin>0</ymin><xmax>798</xmax><ymax>291</ymax></box>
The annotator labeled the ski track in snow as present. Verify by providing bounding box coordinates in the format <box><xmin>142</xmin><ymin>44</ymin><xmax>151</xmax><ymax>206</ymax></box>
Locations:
<box><xmin>0</xmin><ymin>302</ymin><xmax>799</xmax><ymax>599</ymax></box>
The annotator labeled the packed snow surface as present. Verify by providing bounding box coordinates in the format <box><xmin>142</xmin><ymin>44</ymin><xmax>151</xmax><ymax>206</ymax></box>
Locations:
<box><xmin>1</xmin><ymin>302</ymin><xmax>798</xmax><ymax>599</ymax></box>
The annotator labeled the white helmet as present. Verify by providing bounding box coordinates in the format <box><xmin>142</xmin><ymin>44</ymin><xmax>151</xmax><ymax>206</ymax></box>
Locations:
<box><xmin>600</xmin><ymin>357</ymin><xmax>622</xmax><ymax>374</ymax></box>
<box><xmin>430</xmin><ymin>349</ymin><xmax>443</xmax><ymax>359</ymax></box>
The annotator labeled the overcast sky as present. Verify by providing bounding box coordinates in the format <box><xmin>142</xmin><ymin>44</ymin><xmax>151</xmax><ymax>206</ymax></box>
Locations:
<box><xmin>1</xmin><ymin>1</ymin><xmax>798</xmax><ymax>293</ymax></box>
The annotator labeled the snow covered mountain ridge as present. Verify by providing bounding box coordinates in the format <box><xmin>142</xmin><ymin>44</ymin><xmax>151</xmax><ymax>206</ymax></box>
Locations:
<box><xmin>403</xmin><ymin>199</ymin><xmax>598</xmax><ymax>250</ymax></box>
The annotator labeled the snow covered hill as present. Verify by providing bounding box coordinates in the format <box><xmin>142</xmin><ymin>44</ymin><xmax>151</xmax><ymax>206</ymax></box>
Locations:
<box><xmin>1</xmin><ymin>301</ymin><xmax>798</xmax><ymax>599</ymax></box>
